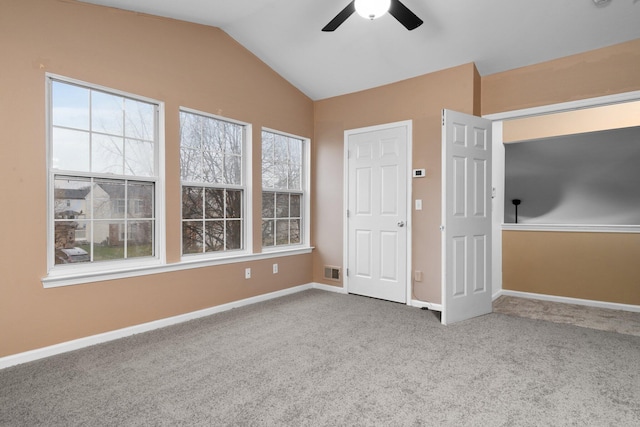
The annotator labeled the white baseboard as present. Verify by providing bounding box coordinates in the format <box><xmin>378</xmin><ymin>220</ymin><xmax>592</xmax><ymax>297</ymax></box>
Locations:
<box><xmin>0</xmin><ymin>282</ymin><xmax>446</xmax><ymax>370</ymax></box>
<box><xmin>0</xmin><ymin>283</ymin><xmax>314</xmax><ymax>370</ymax></box>
<box><xmin>410</xmin><ymin>299</ymin><xmax>442</xmax><ymax>312</ymax></box>
<box><xmin>312</xmin><ymin>283</ymin><xmax>442</xmax><ymax>311</ymax></box>
<box><xmin>497</xmin><ymin>289</ymin><xmax>640</xmax><ymax>313</ymax></box>
<box><xmin>311</xmin><ymin>282</ymin><xmax>348</xmax><ymax>294</ymax></box>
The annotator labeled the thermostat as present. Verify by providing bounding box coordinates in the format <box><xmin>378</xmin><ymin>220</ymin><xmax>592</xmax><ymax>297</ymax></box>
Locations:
<box><xmin>413</xmin><ymin>169</ymin><xmax>426</xmax><ymax>178</ymax></box>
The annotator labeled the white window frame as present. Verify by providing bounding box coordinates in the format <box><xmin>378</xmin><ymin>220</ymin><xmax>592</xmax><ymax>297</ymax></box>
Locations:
<box><xmin>179</xmin><ymin>107</ymin><xmax>252</xmax><ymax>260</ymax></box>
<box><xmin>261</xmin><ymin>128</ymin><xmax>311</xmax><ymax>251</ymax></box>
<box><xmin>41</xmin><ymin>79</ymin><xmax>313</xmax><ymax>289</ymax></box>
<box><xmin>44</xmin><ymin>74</ymin><xmax>166</xmax><ymax>285</ymax></box>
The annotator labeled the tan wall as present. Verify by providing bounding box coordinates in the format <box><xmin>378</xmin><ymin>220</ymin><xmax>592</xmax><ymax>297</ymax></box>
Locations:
<box><xmin>313</xmin><ymin>63</ymin><xmax>479</xmax><ymax>304</ymax></box>
<box><xmin>483</xmin><ymin>39</ymin><xmax>640</xmax><ymax>305</ymax></box>
<box><xmin>482</xmin><ymin>38</ymin><xmax>640</xmax><ymax>115</ymax></box>
<box><xmin>503</xmin><ymin>101</ymin><xmax>640</xmax><ymax>143</ymax></box>
<box><xmin>0</xmin><ymin>0</ymin><xmax>314</xmax><ymax>357</ymax></box>
<box><xmin>503</xmin><ymin>231</ymin><xmax>640</xmax><ymax>305</ymax></box>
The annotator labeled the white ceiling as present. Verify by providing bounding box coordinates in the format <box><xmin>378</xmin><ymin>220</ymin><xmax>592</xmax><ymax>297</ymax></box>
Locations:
<box><xmin>78</xmin><ymin>0</ymin><xmax>640</xmax><ymax>100</ymax></box>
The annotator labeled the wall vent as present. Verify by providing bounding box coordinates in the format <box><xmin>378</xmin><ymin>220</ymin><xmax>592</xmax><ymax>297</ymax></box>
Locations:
<box><xmin>324</xmin><ymin>266</ymin><xmax>341</xmax><ymax>281</ymax></box>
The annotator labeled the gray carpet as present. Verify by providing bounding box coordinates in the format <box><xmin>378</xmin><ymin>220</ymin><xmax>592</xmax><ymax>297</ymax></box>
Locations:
<box><xmin>494</xmin><ymin>295</ymin><xmax>640</xmax><ymax>337</ymax></box>
<box><xmin>1</xmin><ymin>289</ymin><xmax>639</xmax><ymax>426</ymax></box>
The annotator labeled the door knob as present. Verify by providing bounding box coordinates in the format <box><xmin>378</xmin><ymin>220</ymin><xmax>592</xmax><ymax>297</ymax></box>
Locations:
<box><xmin>397</xmin><ymin>221</ymin><xmax>405</xmax><ymax>227</ymax></box>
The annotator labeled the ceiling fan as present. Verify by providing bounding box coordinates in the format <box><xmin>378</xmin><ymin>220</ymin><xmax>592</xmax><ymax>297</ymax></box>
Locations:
<box><xmin>322</xmin><ymin>0</ymin><xmax>423</xmax><ymax>32</ymax></box>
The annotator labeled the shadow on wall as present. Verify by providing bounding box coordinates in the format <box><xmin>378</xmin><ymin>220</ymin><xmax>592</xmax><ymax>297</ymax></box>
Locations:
<box><xmin>504</xmin><ymin>126</ymin><xmax>640</xmax><ymax>225</ymax></box>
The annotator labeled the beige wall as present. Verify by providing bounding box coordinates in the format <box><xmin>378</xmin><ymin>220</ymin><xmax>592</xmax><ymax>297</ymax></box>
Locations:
<box><xmin>483</xmin><ymin>39</ymin><xmax>640</xmax><ymax>305</ymax></box>
<box><xmin>503</xmin><ymin>231</ymin><xmax>640</xmax><ymax>305</ymax></box>
<box><xmin>313</xmin><ymin>63</ymin><xmax>479</xmax><ymax>304</ymax></box>
<box><xmin>482</xmin><ymin>39</ymin><xmax>640</xmax><ymax>115</ymax></box>
<box><xmin>503</xmin><ymin>101</ymin><xmax>640</xmax><ymax>143</ymax></box>
<box><xmin>0</xmin><ymin>0</ymin><xmax>314</xmax><ymax>357</ymax></box>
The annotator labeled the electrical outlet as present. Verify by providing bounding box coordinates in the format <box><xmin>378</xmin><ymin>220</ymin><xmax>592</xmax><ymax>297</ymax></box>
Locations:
<box><xmin>414</xmin><ymin>270</ymin><xmax>423</xmax><ymax>282</ymax></box>
<box><xmin>273</xmin><ymin>263</ymin><xmax>278</xmax><ymax>274</ymax></box>
<box><xmin>245</xmin><ymin>268</ymin><xmax>251</xmax><ymax>279</ymax></box>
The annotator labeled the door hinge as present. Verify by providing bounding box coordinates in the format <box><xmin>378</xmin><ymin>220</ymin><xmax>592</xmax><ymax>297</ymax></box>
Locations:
<box><xmin>346</xmin><ymin>268</ymin><xmax>349</xmax><ymax>277</ymax></box>
<box><xmin>346</xmin><ymin>209</ymin><xmax>350</xmax><ymax>218</ymax></box>
<box><xmin>440</xmin><ymin>225</ymin><xmax>445</xmax><ymax>231</ymax></box>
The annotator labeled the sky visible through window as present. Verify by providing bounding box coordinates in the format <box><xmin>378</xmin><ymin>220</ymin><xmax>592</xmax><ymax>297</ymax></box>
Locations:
<box><xmin>51</xmin><ymin>81</ymin><xmax>155</xmax><ymax>177</ymax></box>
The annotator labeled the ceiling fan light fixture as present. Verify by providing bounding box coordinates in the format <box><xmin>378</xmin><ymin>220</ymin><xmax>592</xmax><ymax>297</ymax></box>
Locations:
<box><xmin>354</xmin><ymin>0</ymin><xmax>391</xmax><ymax>20</ymax></box>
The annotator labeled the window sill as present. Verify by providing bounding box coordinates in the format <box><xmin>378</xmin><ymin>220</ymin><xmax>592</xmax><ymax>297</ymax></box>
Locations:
<box><xmin>42</xmin><ymin>246</ymin><xmax>314</xmax><ymax>288</ymax></box>
<box><xmin>502</xmin><ymin>224</ymin><xmax>640</xmax><ymax>233</ymax></box>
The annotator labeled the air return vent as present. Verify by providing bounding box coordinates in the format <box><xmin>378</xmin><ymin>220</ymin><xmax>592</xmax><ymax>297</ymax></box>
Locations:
<box><xmin>324</xmin><ymin>266</ymin><xmax>341</xmax><ymax>281</ymax></box>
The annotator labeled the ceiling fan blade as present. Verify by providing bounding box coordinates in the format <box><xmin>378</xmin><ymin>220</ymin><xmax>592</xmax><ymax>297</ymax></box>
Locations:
<box><xmin>322</xmin><ymin>1</ymin><xmax>356</xmax><ymax>32</ymax></box>
<box><xmin>388</xmin><ymin>0</ymin><xmax>423</xmax><ymax>30</ymax></box>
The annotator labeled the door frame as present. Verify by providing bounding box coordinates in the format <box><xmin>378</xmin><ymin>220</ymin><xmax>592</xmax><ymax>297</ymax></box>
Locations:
<box><xmin>484</xmin><ymin>90</ymin><xmax>640</xmax><ymax>300</ymax></box>
<box><xmin>343</xmin><ymin>120</ymin><xmax>413</xmax><ymax>304</ymax></box>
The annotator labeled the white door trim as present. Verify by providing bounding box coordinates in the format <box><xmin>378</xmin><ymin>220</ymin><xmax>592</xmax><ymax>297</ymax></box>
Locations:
<box><xmin>343</xmin><ymin>120</ymin><xmax>413</xmax><ymax>304</ymax></box>
<box><xmin>484</xmin><ymin>90</ymin><xmax>640</xmax><ymax>299</ymax></box>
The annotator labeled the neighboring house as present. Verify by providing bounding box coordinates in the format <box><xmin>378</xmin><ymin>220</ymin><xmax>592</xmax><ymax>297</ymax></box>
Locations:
<box><xmin>54</xmin><ymin>183</ymin><xmax>152</xmax><ymax>249</ymax></box>
<box><xmin>54</xmin><ymin>187</ymin><xmax>90</xmax><ymax>248</ymax></box>
<box><xmin>84</xmin><ymin>182</ymin><xmax>152</xmax><ymax>247</ymax></box>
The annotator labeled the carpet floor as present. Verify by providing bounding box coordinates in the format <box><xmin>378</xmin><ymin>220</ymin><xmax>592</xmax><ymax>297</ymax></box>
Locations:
<box><xmin>1</xmin><ymin>289</ymin><xmax>639</xmax><ymax>426</ymax></box>
<box><xmin>493</xmin><ymin>295</ymin><xmax>640</xmax><ymax>337</ymax></box>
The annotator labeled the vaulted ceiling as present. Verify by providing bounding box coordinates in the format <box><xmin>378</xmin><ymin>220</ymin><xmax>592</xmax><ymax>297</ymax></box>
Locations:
<box><xmin>78</xmin><ymin>0</ymin><xmax>640</xmax><ymax>100</ymax></box>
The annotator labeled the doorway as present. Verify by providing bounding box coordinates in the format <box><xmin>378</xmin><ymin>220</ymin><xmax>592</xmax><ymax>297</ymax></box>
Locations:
<box><xmin>486</xmin><ymin>90</ymin><xmax>640</xmax><ymax>300</ymax></box>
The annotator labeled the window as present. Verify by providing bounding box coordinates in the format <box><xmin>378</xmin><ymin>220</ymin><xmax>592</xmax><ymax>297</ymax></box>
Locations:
<box><xmin>261</xmin><ymin>130</ymin><xmax>306</xmax><ymax>247</ymax></box>
<box><xmin>49</xmin><ymin>77</ymin><xmax>159</xmax><ymax>268</ymax></box>
<box><xmin>180</xmin><ymin>110</ymin><xmax>247</xmax><ymax>255</ymax></box>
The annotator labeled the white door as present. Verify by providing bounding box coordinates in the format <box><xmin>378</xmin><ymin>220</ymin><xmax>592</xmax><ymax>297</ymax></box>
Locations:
<box><xmin>346</xmin><ymin>123</ymin><xmax>409</xmax><ymax>303</ymax></box>
<box><xmin>441</xmin><ymin>110</ymin><xmax>492</xmax><ymax>324</ymax></box>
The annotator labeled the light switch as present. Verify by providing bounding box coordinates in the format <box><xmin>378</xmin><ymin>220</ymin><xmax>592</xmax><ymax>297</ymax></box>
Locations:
<box><xmin>415</xmin><ymin>199</ymin><xmax>422</xmax><ymax>210</ymax></box>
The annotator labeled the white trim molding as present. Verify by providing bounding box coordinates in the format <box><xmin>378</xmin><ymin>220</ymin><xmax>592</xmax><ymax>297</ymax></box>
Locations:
<box><xmin>495</xmin><ymin>289</ymin><xmax>640</xmax><ymax>313</ymax></box>
<box><xmin>43</xmin><ymin>247</ymin><xmax>313</xmax><ymax>288</ymax></box>
<box><xmin>410</xmin><ymin>299</ymin><xmax>443</xmax><ymax>312</ymax></box>
<box><xmin>311</xmin><ymin>282</ymin><xmax>348</xmax><ymax>294</ymax></box>
<box><xmin>502</xmin><ymin>224</ymin><xmax>640</xmax><ymax>233</ymax></box>
<box><xmin>483</xmin><ymin>90</ymin><xmax>640</xmax><ymax>121</ymax></box>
